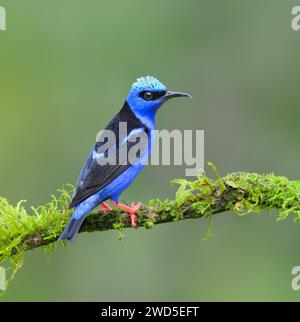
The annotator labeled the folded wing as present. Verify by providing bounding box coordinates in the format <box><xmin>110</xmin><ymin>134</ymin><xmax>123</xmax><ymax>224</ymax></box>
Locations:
<box><xmin>69</xmin><ymin>127</ymin><xmax>149</xmax><ymax>209</ymax></box>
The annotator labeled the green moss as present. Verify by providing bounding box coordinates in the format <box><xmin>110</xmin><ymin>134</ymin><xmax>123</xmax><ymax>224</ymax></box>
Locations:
<box><xmin>0</xmin><ymin>185</ymin><xmax>73</xmax><ymax>288</ymax></box>
<box><xmin>1</xmin><ymin>165</ymin><xmax>300</xmax><ymax>292</ymax></box>
<box><xmin>143</xmin><ymin>219</ymin><xmax>154</xmax><ymax>229</ymax></box>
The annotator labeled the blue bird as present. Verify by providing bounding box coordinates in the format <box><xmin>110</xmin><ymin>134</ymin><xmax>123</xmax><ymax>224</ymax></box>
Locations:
<box><xmin>59</xmin><ymin>76</ymin><xmax>191</xmax><ymax>241</ymax></box>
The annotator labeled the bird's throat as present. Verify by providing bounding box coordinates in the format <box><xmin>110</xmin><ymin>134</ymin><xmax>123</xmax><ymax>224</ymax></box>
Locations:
<box><xmin>126</xmin><ymin>101</ymin><xmax>156</xmax><ymax>131</ymax></box>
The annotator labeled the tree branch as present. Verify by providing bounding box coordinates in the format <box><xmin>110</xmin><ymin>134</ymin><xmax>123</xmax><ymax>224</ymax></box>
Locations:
<box><xmin>1</xmin><ymin>169</ymin><xmax>300</xmax><ymax>286</ymax></box>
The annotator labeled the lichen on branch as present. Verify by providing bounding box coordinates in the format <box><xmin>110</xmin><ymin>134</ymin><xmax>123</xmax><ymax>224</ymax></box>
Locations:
<box><xmin>1</xmin><ymin>166</ymin><xmax>300</xmax><ymax>290</ymax></box>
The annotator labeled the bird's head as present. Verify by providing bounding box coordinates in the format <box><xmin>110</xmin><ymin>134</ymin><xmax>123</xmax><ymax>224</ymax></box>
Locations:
<box><xmin>126</xmin><ymin>76</ymin><xmax>191</xmax><ymax>123</ymax></box>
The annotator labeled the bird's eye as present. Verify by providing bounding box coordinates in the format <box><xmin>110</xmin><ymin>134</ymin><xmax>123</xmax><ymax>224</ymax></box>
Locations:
<box><xmin>143</xmin><ymin>91</ymin><xmax>153</xmax><ymax>101</ymax></box>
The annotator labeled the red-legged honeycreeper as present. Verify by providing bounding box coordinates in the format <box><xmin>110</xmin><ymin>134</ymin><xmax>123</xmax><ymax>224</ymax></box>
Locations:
<box><xmin>59</xmin><ymin>76</ymin><xmax>191</xmax><ymax>241</ymax></box>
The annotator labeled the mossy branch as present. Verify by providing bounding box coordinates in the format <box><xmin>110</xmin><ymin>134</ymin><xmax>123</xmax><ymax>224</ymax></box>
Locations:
<box><xmin>1</xmin><ymin>168</ymin><xmax>300</xmax><ymax>289</ymax></box>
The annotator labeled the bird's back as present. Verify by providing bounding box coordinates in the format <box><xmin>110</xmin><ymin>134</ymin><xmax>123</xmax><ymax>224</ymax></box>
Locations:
<box><xmin>69</xmin><ymin>101</ymin><xmax>151</xmax><ymax>209</ymax></box>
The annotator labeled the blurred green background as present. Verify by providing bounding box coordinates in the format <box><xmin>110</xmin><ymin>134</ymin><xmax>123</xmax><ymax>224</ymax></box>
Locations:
<box><xmin>1</xmin><ymin>0</ymin><xmax>300</xmax><ymax>301</ymax></box>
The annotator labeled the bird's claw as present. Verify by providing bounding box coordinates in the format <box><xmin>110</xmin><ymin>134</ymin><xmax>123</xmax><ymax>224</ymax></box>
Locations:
<box><xmin>128</xmin><ymin>202</ymin><xmax>142</xmax><ymax>228</ymax></box>
<box><xmin>130</xmin><ymin>202</ymin><xmax>142</xmax><ymax>212</ymax></box>
<box><xmin>109</xmin><ymin>200</ymin><xmax>142</xmax><ymax>228</ymax></box>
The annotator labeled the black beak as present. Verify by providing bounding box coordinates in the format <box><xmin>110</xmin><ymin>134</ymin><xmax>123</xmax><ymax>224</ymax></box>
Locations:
<box><xmin>163</xmin><ymin>90</ymin><xmax>192</xmax><ymax>101</ymax></box>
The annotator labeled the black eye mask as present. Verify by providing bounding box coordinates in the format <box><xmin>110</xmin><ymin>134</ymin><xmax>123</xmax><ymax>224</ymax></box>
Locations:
<box><xmin>139</xmin><ymin>90</ymin><xmax>167</xmax><ymax>101</ymax></box>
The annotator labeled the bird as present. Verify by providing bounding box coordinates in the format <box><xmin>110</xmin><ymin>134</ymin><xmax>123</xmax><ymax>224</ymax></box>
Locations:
<box><xmin>59</xmin><ymin>76</ymin><xmax>191</xmax><ymax>241</ymax></box>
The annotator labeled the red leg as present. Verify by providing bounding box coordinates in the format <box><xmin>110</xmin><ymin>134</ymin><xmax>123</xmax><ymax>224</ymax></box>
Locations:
<box><xmin>98</xmin><ymin>202</ymin><xmax>112</xmax><ymax>214</ymax></box>
<box><xmin>110</xmin><ymin>200</ymin><xmax>142</xmax><ymax>228</ymax></box>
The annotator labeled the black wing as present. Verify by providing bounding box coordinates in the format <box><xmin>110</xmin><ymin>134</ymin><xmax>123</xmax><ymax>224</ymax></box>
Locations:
<box><xmin>69</xmin><ymin>102</ymin><xmax>149</xmax><ymax>209</ymax></box>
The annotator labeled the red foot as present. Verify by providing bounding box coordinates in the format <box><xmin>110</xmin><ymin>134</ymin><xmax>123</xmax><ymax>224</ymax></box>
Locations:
<box><xmin>110</xmin><ymin>200</ymin><xmax>142</xmax><ymax>228</ymax></box>
<box><xmin>98</xmin><ymin>202</ymin><xmax>112</xmax><ymax>214</ymax></box>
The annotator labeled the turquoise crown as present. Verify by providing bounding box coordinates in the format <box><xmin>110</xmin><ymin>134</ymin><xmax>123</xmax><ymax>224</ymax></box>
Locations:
<box><xmin>132</xmin><ymin>76</ymin><xmax>166</xmax><ymax>91</ymax></box>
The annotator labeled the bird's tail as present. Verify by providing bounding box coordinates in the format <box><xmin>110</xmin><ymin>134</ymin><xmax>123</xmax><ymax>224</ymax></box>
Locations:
<box><xmin>58</xmin><ymin>207</ymin><xmax>87</xmax><ymax>242</ymax></box>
